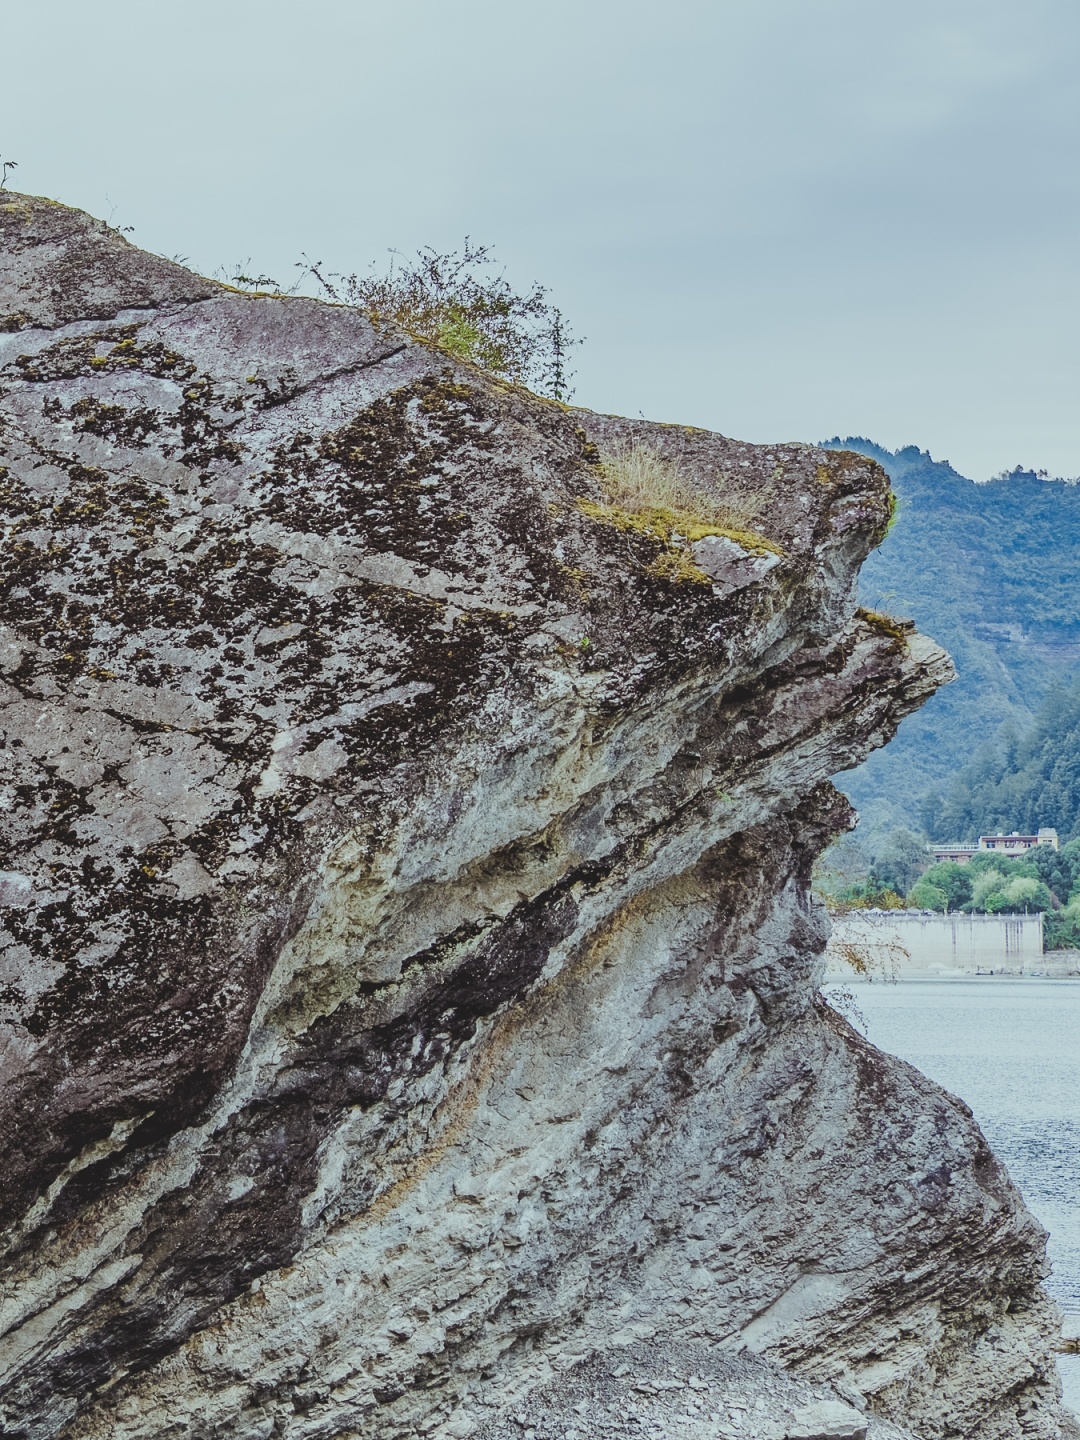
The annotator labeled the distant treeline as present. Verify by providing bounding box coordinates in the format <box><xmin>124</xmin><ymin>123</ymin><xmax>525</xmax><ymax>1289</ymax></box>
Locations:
<box><xmin>821</xmin><ymin>826</ymin><xmax>1080</xmax><ymax>949</ymax></box>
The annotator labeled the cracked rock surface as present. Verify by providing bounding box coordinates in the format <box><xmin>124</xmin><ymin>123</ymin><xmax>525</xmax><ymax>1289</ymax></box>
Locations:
<box><xmin>0</xmin><ymin>193</ymin><xmax>1070</xmax><ymax>1440</ymax></box>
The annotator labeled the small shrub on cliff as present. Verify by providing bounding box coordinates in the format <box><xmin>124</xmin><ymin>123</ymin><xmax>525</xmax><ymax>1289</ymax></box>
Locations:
<box><xmin>297</xmin><ymin>241</ymin><xmax>579</xmax><ymax>400</ymax></box>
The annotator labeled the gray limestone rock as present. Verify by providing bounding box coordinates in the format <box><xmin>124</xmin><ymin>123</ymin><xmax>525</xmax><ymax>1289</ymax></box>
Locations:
<box><xmin>788</xmin><ymin>1398</ymin><xmax>869</xmax><ymax>1439</ymax></box>
<box><xmin>0</xmin><ymin>192</ymin><xmax>1070</xmax><ymax>1440</ymax></box>
<box><xmin>0</xmin><ymin>193</ymin><xmax>216</xmax><ymax>329</ymax></box>
<box><xmin>473</xmin><ymin>1344</ymin><xmax>892</xmax><ymax>1440</ymax></box>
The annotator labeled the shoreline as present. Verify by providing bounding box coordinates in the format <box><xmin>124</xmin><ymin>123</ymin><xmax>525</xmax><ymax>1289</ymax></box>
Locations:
<box><xmin>824</xmin><ymin>971</ymin><xmax>1080</xmax><ymax>983</ymax></box>
<box><xmin>843</xmin><ymin>983</ymin><xmax>1080</xmax><ymax>1421</ymax></box>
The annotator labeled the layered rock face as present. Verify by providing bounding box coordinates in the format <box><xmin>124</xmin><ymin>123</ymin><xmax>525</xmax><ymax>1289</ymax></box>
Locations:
<box><xmin>0</xmin><ymin>194</ymin><xmax>1068</xmax><ymax>1440</ymax></box>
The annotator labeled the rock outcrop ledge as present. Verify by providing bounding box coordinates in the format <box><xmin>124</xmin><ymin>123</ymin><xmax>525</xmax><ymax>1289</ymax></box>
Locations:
<box><xmin>0</xmin><ymin>194</ymin><xmax>1068</xmax><ymax>1440</ymax></box>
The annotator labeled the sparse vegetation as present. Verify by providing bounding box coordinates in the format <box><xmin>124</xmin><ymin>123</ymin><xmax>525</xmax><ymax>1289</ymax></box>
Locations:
<box><xmin>0</xmin><ymin>155</ymin><xmax>16</xmax><ymax>191</ymax></box>
<box><xmin>826</xmin><ymin>918</ymin><xmax>908</xmax><ymax>980</ymax></box>
<box><xmin>296</xmin><ymin>241</ymin><xmax>580</xmax><ymax>400</ymax></box>
<box><xmin>856</xmin><ymin>606</ymin><xmax>911</xmax><ymax>649</ymax></box>
<box><xmin>217</xmin><ymin>261</ymin><xmax>282</xmax><ymax>293</ymax></box>
<box><xmin>882</xmin><ymin>491</ymin><xmax>900</xmax><ymax>539</ymax></box>
<box><xmin>600</xmin><ymin>442</ymin><xmax>709</xmax><ymax>517</ymax></box>
<box><xmin>578</xmin><ymin>441</ymin><xmax>781</xmax><ymax>581</ymax></box>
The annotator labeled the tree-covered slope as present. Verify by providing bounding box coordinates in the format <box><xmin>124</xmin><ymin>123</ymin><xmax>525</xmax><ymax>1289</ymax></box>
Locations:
<box><xmin>931</xmin><ymin>678</ymin><xmax>1080</xmax><ymax>846</ymax></box>
<box><xmin>823</xmin><ymin>439</ymin><xmax>1080</xmax><ymax>835</ymax></box>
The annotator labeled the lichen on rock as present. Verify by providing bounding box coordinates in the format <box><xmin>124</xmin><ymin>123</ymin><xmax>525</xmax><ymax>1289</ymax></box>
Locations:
<box><xmin>0</xmin><ymin>192</ymin><xmax>1071</xmax><ymax>1440</ymax></box>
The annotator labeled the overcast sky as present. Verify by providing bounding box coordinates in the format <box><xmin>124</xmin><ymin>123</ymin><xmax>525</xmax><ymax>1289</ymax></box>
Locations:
<box><xmin>3</xmin><ymin>0</ymin><xmax>1077</xmax><ymax>479</ymax></box>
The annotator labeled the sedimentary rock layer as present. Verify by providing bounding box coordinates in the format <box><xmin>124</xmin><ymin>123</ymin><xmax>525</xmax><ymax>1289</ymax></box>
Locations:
<box><xmin>0</xmin><ymin>193</ymin><xmax>1067</xmax><ymax>1439</ymax></box>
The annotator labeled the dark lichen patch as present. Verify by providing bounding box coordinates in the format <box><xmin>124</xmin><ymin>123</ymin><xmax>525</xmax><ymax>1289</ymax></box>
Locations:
<box><xmin>0</xmin><ymin>357</ymin><xmax>556</xmax><ymax>1237</ymax></box>
<box><xmin>0</xmin><ymin>466</ymin><xmax>191</xmax><ymax>679</ymax></box>
<box><xmin>0</xmin><ymin>749</ymin><xmax>324</xmax><ymax>1226</ymax></box>
<box><xmin>45</xmin><ymin>394</ymin><xmax>162</xmax><ymax>449</ymax></box>
<box><xmin>11</xmin><ymin>329</ymin><xmax>133</xmax><ymax>384</ymax></box>
<box><xmin>255</xmin><ymin>373</ymin><xmax>492</xmax><ymax>570</ymax></box>
<box><xmin>9</xmin><ymin>329</ymin><xmax>192</xmax><ymax>389</ymax></box>
<box><xmin>332</xmin><ymin>594</ymin><xmax>520</xmax><ymax>770</ymax></box>
<box><xmin>170</xmin><ymin>376</ymin><xmax>246</xmax><ymax>470</ymax></box>
<box><xmin>10</xmin><ymin>327</ymin><xmax>250</xmax><ymax>473</ymax></box>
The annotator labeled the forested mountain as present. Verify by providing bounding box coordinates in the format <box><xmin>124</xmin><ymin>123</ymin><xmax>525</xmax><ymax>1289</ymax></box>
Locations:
<box><xmin>822</xmin><ymin>440</ymin><xmax>1080</xmax><ymax>837</ymax></box>
<box><xmin>928</xmin><ymin>678</ymin><xmax>1080</xmax><ymax>844</ymax></box>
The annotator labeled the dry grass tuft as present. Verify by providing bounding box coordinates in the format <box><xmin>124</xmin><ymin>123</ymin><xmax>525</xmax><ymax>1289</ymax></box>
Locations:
<box><xmin>577</xmin><ymin>441</ymin><xmax>782</xmax><ymax>569</ymax></box>
<box><xmin>600</xmin><ymin>443</ymin><xmax>708</xmax><ymax>517</ymax></box>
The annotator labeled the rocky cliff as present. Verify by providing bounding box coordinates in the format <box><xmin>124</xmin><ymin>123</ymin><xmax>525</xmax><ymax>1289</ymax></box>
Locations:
<box><xmin>0</xmin><ymin>193</ymin><xmax>1069</xmax><ymax>1440</ymax></box>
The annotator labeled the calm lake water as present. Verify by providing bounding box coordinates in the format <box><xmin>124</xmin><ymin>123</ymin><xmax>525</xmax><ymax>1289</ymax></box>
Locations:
<box><xmin>834</xmin><ymin>979</ymin><xmax>1080</xmax><ymax>1417</ymax></box>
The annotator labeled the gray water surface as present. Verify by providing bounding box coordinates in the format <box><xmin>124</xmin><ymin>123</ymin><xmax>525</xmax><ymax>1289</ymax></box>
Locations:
<box><xmin>837</xmin><ymin>979</ymin><xmax>1080</xmax><ymax>1416</ymax></box>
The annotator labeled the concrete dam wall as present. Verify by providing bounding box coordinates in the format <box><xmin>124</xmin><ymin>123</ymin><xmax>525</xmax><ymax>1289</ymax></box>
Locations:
<box><xmin>826</xmin><ymin>910</ymin><xmax>1047</xmax><ymax>978</ymax></box>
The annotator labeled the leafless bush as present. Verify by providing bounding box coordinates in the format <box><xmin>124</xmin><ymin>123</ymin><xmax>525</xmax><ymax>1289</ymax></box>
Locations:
<box><xmin>824</xmin><ymin>908</ymin><xmax>909</xmax><ymax>981</ymax></box>
<box><xmin>824</xmin><ymin>986</ymin><xmax>867</xmax><ymax>1031</ymax></box>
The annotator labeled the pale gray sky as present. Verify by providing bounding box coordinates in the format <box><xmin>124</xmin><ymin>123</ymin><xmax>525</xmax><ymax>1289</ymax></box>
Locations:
<box><xmin>3</xmin><ymin>0</ymin><xmax>1078</xmax><ymax>478</ymax></box>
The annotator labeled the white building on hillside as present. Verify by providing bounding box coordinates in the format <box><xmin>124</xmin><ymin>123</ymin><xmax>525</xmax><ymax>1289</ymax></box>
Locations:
<box><xmin>929</xmin><ymin>827</ymin><xmax>1058</xmax><ymax>865</ymax></box>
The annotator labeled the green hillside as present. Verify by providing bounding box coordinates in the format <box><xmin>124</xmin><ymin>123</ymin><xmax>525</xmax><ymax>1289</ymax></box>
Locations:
<box><xmin>930</xmin><ymin>678</ymin><xmax>1080</xmax><ymax>845</ymax></box>
<box><xmin>822</xmin><ymin>440</ymin><xmax>1080</xmax><ymax>837</ymax></box>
